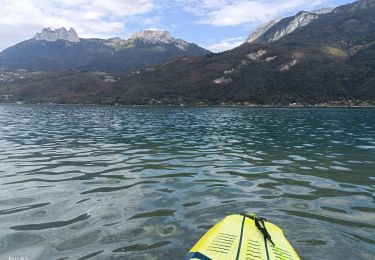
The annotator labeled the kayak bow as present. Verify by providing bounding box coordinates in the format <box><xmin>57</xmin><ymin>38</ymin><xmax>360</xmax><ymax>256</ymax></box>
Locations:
<box><xmin>186</xmin><ymin>214</ymin><xmax>300</xmax><ymax>260</ymax></box>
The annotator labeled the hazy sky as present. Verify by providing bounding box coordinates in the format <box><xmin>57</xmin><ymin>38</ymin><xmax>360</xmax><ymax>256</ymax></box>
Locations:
<box><xmin>0</xmin><ymin>0</ymin><xmax>354</xmax><ymax>52</ymax></box>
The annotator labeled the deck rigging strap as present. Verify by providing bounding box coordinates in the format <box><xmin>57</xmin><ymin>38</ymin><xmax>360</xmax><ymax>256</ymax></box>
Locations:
<box><xmin>235</xmin><ymin>215</ymin><xmax>246</xmax><ymax>260</ymax></box>
<box><xmin>242</xmin><ymin>213</ymin><xmax>275</xmax><ymax>246</ymax></box>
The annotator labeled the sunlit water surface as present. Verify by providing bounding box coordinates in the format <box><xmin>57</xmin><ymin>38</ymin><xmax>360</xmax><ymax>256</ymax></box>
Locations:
<box><xmin>0</xmin><ymin>105</ymin><xmax>374</xmax><ymax>260</ymax></box>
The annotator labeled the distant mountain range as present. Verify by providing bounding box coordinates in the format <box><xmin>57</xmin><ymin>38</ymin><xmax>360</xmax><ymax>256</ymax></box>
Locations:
<box><xmin>0</xmin><ymin>0</ymin><xmax>374</xmax><ymax>106</ymax></box>
<box><xmin>0</xmin><ymin>28</ymin><xmax>210</xmax><ymax>72</ymax></box>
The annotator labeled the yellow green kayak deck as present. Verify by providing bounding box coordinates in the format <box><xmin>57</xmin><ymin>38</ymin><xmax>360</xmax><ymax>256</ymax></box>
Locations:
<box><xmin>186</xmin><ymin>214</ymin><xmax>300</xmax><ymax>260</ymax></box>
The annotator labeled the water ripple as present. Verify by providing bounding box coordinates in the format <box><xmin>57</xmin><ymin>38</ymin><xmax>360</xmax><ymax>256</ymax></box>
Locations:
<box><xmin>11</xmin><ymin>214</ymin><xmax>91</xmax><ymax>231</ymax></box>
<box><xmin>0</xmin><ymin>105</ymin><xmax>374</xmax><ymax>259</ymax></box>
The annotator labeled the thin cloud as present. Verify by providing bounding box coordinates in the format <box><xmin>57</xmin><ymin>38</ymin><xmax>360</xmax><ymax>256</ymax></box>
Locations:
<box><xmin>182</xmin><ymin>0</ymin><xmax>331</xmax><ymax>26</ymax></box>
<box><xmin>207</xmin><ymin>37</ymin><xmax>245</xmax><ymax>52</ymax></box>
<box><xmin>0</xmin><ymin>0</ymin><xmax>155</xmax><ymax>49</ymax></box>
<box><xmin>143</xmin><ymin>16</ymin><xmax>164</xmax><ymax>25</ymax></box>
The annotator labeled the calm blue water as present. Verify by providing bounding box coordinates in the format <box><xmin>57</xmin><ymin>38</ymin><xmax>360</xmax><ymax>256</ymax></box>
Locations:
<box><xmin>0</xmin><ymin>105</ymin><xmax>374</xmax><ymax>260</ymax></box>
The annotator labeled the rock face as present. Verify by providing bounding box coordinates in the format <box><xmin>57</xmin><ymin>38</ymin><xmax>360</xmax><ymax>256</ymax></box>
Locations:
<box><xmin>104</xmin><ymin>37</ymin><xmax>127</xmax><ymax>49</ymax></box>
<box><xmin>247</xmin><ymin>50</ymin><xmax>268</xmax><ymax>61</ymax></box>
<box><xmin>103</xmin><ymin>30</ymin><xmax>194</xmax><ymax>51</ymax></box>
<box><xmin>311</xmin><ymin>7</ymin><xmax>334</xmax><ymax>14</ymax></box>
<box><xmin>128</xmin><ymin>29</ymin><xmax>190</xmax><ymax>51</ymax></box>
<box><xmin>34</xmin><ymin>27</ymin><xmax>80</xmax><ymax>43</ymax></box>
<box><xmin>247</xmin><ymin>18</ymin><xmax>282</xmax><ymax>43</ymax></box>
<box><xmin>255</xmin><ymin>11</ymin><xmax>319</xmax><ymax>43</ymax></box>
<box><xmin>213</xmin><ymin>76</ymin><xmax>232</xmax><ymax>85</ymax></box>
<box><xmin>246</xmin><ymin>7</ymin><xmax>334</xmax><ymax>44</ymax></box>
<box><xmin>248</xmin><ymin>7</ymin><xmax>334</xmax><ymax>44</ymax></box>
<box><xmin>279</xmin><ymin>60</ymin><xmax>298</xmax><ymax>71</ymax></box>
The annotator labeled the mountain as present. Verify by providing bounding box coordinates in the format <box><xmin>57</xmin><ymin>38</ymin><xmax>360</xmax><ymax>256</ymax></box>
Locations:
<box><xmin>247</xmin><ymin>7</ymin><xmax>334</xmax><ymax>44</ymax></box>
<box><xmin>80</xmin><ymin>30</ymin><xmax>210</xmax><ymax>72</ymax></box>
<box><xmin>249</xmin><ymin>7</ymin><xmax>334</xmax><ymax>44</ymax></box>
<box><xmin>0</xmin><ymin>28</ymin><xmax>210</xmax><ymax>72</ymax></box>
<box><xmin>253</xmin><ymin>11</ymin><xmax>320</xmax><ymax>43</ymax></box>
<box><xmin>128</xmin><ymin>30</ymin><xmax>191</xmax><ymax>48</ymax></box>
<box><xmin>311</xmin><ymin>8</ymin><xmax>334</xmax><ymax>15</ymax></box>
<box><xmin>34</xmin><ymin>27</ymin><xmax>80</xmax><ymax>43</ymax></box>
<box><xmin>0</xmin><ymin>0</ymin><xmax>374</xmax><ymax>105</ymax></box>
<box><xmin>247</xmin><ymin>18</ymin><xmax>282</xmax><ymax>43</ymax></box>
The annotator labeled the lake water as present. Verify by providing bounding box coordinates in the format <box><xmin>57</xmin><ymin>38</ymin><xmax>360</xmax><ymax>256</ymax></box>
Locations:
<box><xmin>0</xmin><ymin>105</ymin><xmax>374</xmax><ymax>260</ymax></box>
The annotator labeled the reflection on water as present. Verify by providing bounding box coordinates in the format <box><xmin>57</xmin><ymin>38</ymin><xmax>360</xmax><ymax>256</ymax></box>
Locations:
<box><xmin>0</xmin><ymin>105</ymin><xmax>374</xmax><ymax>259</ymax></box>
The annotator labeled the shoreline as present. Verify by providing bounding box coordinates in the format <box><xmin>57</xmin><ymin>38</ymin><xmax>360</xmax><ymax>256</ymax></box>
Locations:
<box><xmin>1</xmin><ymin>101</ymin><xmax>375</xmax><ymax>108</ymax></box>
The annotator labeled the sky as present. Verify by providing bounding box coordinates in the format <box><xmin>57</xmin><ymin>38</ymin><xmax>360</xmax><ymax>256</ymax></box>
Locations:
<box><xmin>0</xmin><ymin>0</ymin><xmax>354</xmax><ymax>52</ymax></box>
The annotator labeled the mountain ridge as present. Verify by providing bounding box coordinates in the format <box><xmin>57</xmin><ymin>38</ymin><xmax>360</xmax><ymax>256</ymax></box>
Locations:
<box><xmin>0</xmin><ymin>28</ymin><xmax>210</xmax><ymax>72</ymax></box>
<box><xmin>247</xmin><ymin>7</ymin><xmax>334</xmax><ymax>44</ymax></box>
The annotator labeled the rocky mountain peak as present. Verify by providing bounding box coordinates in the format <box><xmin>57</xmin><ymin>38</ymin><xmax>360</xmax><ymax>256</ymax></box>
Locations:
<box><xmin>34</xmin><ymin>27</ymin><xmax>80</xmax><ymax>43</ymax></box>
<box><xmin>247</xmin><ymin>18</ymin><xmax>282</xmax><ymax>43</ymax></box>
<box><xmin>311</xmin><ymin>7</ymin><xmax>334</xmax><ymax>14</ymax></box>
<box><xmin>129</xmin><ymin>29</ymin><xmax>174</xmax><ymax>43</ymax></box>
<box><xmin>105</xmin><ymin>37</ymin><xmax>127</xmax><ymax>48</ymax></box>
<box><xmin>248</xmin><ymin>6</ymin><xmax>335</xmax><ymax>44</ymax></box>
<box><xmin>128</xmin><ymin>29</ymin><xmax>190</xmax><ymax>50</ymax></box>
<box><xmin>267</xmin><ymin>11</ymin><xmax>319</xmax><ymax>42</ymax></box>
<box><xmin>249</xmin><ymin>11</ymin><xmax>320</xmax><ymax>43</ymax></box>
